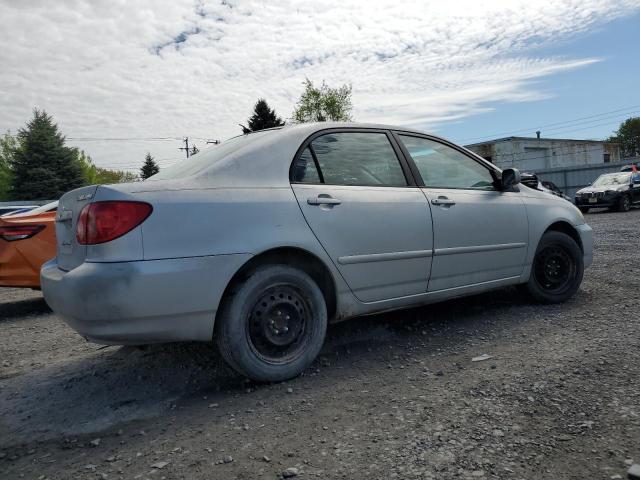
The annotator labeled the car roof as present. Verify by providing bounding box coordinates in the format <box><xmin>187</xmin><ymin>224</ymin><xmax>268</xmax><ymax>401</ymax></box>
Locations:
<box><xmin>123</xmin><ymin>122</ymin><xmax>478</xmax><ymax>193</ymax></box>
<box><xmin>200</xmin><ymin>122</ymin><xmax>453</xmax><ymax>188</ymax></box>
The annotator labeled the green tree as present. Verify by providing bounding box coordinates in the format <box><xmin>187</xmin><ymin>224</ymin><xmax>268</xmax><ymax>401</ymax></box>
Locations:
<box><xmin>609</xmin><ymin>117</ymin><xmax>640</xmax><ymax>157</ymax></box>
<box><xmin>76</xmin><ymin>150</ymin><xmax>138</xmax><ymax>184</ymax></box>
<box><xmin>140</xmin><ymin>152</ymin><xmax>160</xmax><ymax>180</ymax></box>
<box><xmin>240</xmin><ymin>99</ymin><xmax>285</xmax><ymax>133</ymax></box>
<box><xmin>292</xmin><ymin>79</ymin><xmax>353</xmax><ymax>123</ymax></box>
<box><xmin>11</xmin><ymin>109</ymin><xmax>85</xmax><ymax>200</ymax></box>
<box><xmin>0</xmin><ymin>131</ymin><xmax>17</xmax><ymax>200</ymax></box>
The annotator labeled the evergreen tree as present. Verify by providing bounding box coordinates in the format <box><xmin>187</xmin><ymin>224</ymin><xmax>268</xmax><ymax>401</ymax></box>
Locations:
<box><xmin>240</xmin><ymin>99</ymin><xmax>285</xmax><ymax>133</ymax></box>
<box><xmin>292</xmin><ymin>79</ymin><xmax>353</xmax><ymax>123</ymax></box>
<box><xmin>140</xmin><ymin>152</ymin><xmax>160</xmax><ymax>180</ymax></box>
<box><xmin>11</xmin><ymin>109</ymin><xmax>85</xmax><ymax>200</ymax></box>
<box><xmin>0</xmin><ymin>131</ymin><xmax>17</xmax><ymax>200</ymax></box>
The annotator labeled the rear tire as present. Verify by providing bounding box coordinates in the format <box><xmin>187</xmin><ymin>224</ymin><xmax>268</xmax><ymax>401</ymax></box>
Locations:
<box><xmin>523</xmin><ymin>231</ymin><xmax>583</xmax><ymax>304</ymax></box>
<box><xmin>617</xmin><ymin>194</ymin><xmax>631</xmax><ymax>212</ymax></box>
<box><xmin>215</xmin><ymin>265</ymin><xmax>327</xmax><ymax>382</ymax></box>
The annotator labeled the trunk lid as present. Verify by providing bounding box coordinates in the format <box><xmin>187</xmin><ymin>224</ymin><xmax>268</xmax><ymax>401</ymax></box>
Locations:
<box><xmin>55</xmin><ymin>185</ymin><xmax>99</xmax><ymax>271</ymax></box>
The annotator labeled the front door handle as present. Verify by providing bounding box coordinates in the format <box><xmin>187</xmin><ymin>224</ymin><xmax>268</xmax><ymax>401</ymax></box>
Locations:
<box><xmin>308</xmin><ymin>195</ymin><xmax>341</xmax><ymax>206</ymax></box>
<box><xmin>431</xmin><ymin>196</ymin><xmax>456</xmax><ymax>206</ymax></box>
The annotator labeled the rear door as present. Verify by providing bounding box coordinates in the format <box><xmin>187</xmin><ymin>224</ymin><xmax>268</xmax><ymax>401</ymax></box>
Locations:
<box><xmin>291</xmin><ymin>130</ymin><xmax>433</xmax><ymax>303</ymax></box>
<box><xmin>395</xmin><ymin>134</ymin><xmax>528</xmax><ymax>292</ymax></box>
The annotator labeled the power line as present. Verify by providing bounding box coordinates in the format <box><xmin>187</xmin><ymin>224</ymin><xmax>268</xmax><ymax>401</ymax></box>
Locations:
<box><xmin>461</xmin><ymin>104</ymin><xmax>640</xmax><ymax>144</ymax></box>
<box><xmin>67</xmin><ymin>137</ymin><xmax>182</xmax><ymax>142</ymax></box>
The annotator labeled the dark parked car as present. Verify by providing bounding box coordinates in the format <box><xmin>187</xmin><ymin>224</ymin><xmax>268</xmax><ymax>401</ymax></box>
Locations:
<box><xmin>520</xmin><ymin>173</ymin><xmax>570</xmax><ymax>201</ymax></box>
<box><xmin>575</xmin><ymin>172</ymin><xmax>640</xmax><ymax>212</ymax></box>
<box><xmin>620</xmin><ymin>162</ymin><xmax>640</xmax><ymax>172</ymax></box>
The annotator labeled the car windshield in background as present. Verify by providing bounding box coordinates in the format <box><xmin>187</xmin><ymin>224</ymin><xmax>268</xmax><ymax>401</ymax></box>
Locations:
<box><xmin>8</xmin><ymin>201</ymin><xmax>58</xmax><ymax>216</ymax></box>
<box><xmin>149</xmin><ymin>130</ymin><xmax>275</xmax><ymax>180</ymax></box>
<box><xmin>592</xmin><ymin>173</ymin><xmax>631</xmax><ymax>187</ymax></box>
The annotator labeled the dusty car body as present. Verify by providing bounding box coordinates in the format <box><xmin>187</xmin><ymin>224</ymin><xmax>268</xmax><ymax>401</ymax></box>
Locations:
<box><xmin>41</xmin><ymin>123</ymin><xmax>592</xmax><ymax>381</ymax></box>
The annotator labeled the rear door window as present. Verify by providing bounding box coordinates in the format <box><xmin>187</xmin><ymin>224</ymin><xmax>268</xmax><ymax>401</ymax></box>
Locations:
<box><xmin>291</xmin><ymin>147</ymin><xmax>321</xmax><ymax>183</ymax></box>
<box><xmin>292</xmin><ymin>132</ymin><xmax>407</xmax><ymax>187</ymax></box>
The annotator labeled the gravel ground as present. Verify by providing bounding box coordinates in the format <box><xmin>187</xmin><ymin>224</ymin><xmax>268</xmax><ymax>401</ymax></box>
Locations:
<box><xmin>1</xmin><ymin>208</ymin><xmax>639</xmax><ymax>480</ymax></box>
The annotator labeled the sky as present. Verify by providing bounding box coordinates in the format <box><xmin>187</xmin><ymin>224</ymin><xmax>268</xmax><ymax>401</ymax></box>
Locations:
<box><xmin>1</xmin><ymin>0</ymin><xmax>640</xmax><ymax>172</ymax></box>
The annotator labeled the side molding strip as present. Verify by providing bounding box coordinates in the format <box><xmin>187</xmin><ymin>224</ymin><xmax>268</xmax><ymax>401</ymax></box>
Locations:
<box><xmin>434</xmin><ymin>242</ymin><xmax>526</xmax><ymax>256</ymax></box>
<box><xmin>338</xmin><ymin>249</ymin><xmax>433</xmax><ymax>265</ymax></box>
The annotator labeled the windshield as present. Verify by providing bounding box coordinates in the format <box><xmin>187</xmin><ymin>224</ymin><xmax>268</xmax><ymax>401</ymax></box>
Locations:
<box><xmin>149</xmin><ymin>130</ymin><xmax>275</xmax><ymax>180</ymax></box>
<box><xmin>592</xmin><ymin>173</ymin><xmax>631</xmax><ymax>187</ymax></box>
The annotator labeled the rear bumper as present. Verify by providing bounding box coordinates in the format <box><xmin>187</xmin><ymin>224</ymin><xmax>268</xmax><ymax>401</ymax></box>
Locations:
<box><xmin>576</xmin><ymin>223</ymin><xmax>593</xmax><ymax>268</ymax></box>
<box><xmin>40</xmin><ymin>254</ymin><xmax>251</xmax><ymax>345</ymax></box>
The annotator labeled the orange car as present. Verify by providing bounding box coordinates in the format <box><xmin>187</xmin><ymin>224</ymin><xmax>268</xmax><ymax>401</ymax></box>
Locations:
<box><xmin>0</xmin><ymin>202</ymin><xmax>58</xmax><ymax>288</ymax></box>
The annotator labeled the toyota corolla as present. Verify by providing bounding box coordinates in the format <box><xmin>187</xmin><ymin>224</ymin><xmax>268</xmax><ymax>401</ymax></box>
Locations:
<box><xmin>41</xmin><ymin>123</ymin><xmax>593</xmax><ymax>382</ymax></box>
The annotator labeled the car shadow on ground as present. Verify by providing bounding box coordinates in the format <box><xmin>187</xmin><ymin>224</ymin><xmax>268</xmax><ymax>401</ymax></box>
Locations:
<box><xmin>0</xmin><ymin>287</ymin><xmax>551</xmax><ymax>447</ymax></box>
<box><xmin>0</xmin><ymin>296</ymin><xmax>51</xmax><ymax>321</ymax></box>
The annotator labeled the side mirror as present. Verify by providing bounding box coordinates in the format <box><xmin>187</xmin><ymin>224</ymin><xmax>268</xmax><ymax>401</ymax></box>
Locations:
<box><xmin>501</xmin><ymin>168</ymin><xmax>521</xmax><ymax>190</ymax></box>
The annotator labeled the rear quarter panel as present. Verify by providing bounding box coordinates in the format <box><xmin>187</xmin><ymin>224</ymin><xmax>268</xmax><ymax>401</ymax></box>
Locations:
<box><xmin>137</xmin><ymin>187</ymin><xmax>324</xmax><ymax>259</ymax></box>
<box><xmin>133</xmin><ymin>185</ymin><xmax>354</xmax><ymax>310</ymax></box>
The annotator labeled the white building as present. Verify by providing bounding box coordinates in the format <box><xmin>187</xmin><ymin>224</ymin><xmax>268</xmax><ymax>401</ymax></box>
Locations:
<box><xmin>465</xmin><ymin>136</ymin><xmax>621</xmax><ymax>172</ymax></box>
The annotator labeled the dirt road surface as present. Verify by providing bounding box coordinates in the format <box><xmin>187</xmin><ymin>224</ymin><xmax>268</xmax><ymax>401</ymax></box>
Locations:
<box><xmin>1</xmin><ymin>209</ymin><xmax>639</xmax><ymax>479</ymax></box>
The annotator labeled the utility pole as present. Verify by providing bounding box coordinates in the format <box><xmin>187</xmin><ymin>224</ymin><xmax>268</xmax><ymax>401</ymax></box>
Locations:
<box><xmin>179</xmin><ymin>137</ymin><xmax>190</xmax><ymax>158</ymax></box>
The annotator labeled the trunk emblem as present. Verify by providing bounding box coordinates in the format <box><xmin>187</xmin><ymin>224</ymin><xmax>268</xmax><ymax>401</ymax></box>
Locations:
<box><xmin>77</xmin><ymin>193</ymin><xmax>93</xmax><ymax>201</ymax></box>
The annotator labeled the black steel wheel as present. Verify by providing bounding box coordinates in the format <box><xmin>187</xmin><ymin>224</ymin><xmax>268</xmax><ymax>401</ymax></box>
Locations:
<box><xmin>523</xmin><ymin>230</ymin><xmax>584</xmax><ymax>304</ymax></box>
<box><xmin>617</xmin><ymin>194</ymin><xmax>631</xmax><ymax>212</ymax></box>
<box><xmin>533</xmin><ymin>244</ymin><xmax>576</xmax><ymax>295</ymax></box>
<box><xmin>246</xmin><ymin>285</ymin><xmax>313</xmax><ymax>365</ymax></box>
<box><xmin>215</xmin><ymin>265</ymin><xmax>327</xmax><ymax>382</ymax></box>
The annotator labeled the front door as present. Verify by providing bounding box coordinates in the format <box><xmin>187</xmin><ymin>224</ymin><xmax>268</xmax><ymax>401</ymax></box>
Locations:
<box><xmin>396</xmin><ymin>134</ymin><xmax>529</xmax><ymax>292</ymax></box>
<box><xmin>290</xmin><ymin>130</ymin><xmax>433</xmax><ymax>303</ymax></box>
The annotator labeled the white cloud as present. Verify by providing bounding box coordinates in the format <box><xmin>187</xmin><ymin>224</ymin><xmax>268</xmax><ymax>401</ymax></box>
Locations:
<box><xmin>0</xmin><ymin>0</ymin><xmax>638</xmax><ymax>171</ymax></box>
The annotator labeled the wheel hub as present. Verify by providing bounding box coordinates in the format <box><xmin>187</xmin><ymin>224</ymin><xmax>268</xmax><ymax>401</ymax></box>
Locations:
<box><xmin>247</xmin><ymin>286</ymin><xmax>310</xmax><ymax>362</ymax></box>
<box><xmin>534</xmin><ymin>245</ymin><xmax>575</xmax><ymax>293</ymax></box>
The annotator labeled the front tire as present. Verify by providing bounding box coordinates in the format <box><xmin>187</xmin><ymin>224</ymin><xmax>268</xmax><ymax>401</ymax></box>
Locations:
<box><xmin>617</xmin><ymin>194</ymin><xmax>631</xmax><ymax>212</ymax></box>
<box><xmin>215</xmin><ymin>265</ymin><xmax>327</xmax><ymax>382</ymax></box>
<box><xmin>523</xmin><ymin>231</ymin><xmax>584</xmax><ymax>304</ymax></box>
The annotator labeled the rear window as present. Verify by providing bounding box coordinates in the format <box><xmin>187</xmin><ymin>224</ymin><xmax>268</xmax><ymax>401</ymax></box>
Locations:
<box><xmin>149</xmin><ymin>130</ymin><xmax>274</xmax><ymax>180</ymax></box>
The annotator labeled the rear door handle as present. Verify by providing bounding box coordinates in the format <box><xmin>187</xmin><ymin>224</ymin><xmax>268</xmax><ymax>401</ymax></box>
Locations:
<box><xmin>307</xmin><ymin>195</ymin><xmax>341</xmax><ymax>206</ymax></box>
<box><xmin>431</xmin><ymin>197</ymin><xmax>456</xmax><ymax>206</ymax></box>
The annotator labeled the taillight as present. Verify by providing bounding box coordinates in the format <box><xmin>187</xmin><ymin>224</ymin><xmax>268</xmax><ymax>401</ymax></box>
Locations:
<box><xmin>76</xmin><ymin>201</ymin><xmax>152</xmax><ymax>245</ymax></box>
<box><xmin>0</xmin><ymin>224</ymin><xmax>45</xmax><ymax>242</ymax></box>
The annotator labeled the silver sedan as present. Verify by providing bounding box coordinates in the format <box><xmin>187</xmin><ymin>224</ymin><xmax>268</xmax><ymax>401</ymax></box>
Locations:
<box><xmin>41</xmin><ymin>123</ymin><xmax>593</xmax><ymax>381</ymax></box>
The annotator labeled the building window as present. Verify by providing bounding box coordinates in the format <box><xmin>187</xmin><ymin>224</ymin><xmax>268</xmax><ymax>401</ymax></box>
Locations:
<box><xmin>603</xmin><ymin>153</ymin><xmax>611</xmax><ymax>163</ymax></box>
